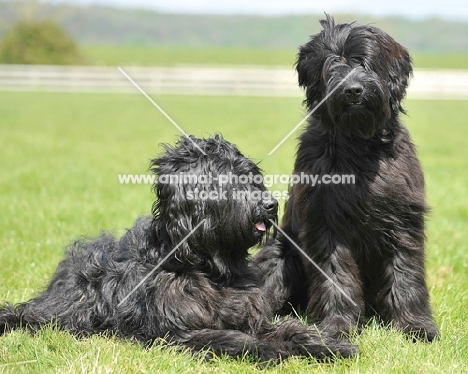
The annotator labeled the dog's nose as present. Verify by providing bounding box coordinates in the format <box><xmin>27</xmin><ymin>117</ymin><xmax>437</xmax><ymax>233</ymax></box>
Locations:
<box><xmin>262</xmin><ymin>197</ymin><xmax>278</xmax><ymax>213</ymax></box>
<box><xmin>344</xmin><ymin>83</ymin><xmax>364</xmax><ymax>97</ymax></box>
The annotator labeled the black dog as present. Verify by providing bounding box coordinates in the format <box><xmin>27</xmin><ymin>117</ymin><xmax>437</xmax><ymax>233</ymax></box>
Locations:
<box><xmin>0</xmin><ymin>135</ymin><xmax>356</xmax><ymax>362</ymax></box>
<box><xmin>255</xmin><ymin>16</ymin><xmax>438</xmax><ymax>341</ymax></box>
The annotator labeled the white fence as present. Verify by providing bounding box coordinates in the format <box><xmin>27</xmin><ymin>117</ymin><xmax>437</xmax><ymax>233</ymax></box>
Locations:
<box><xmin>1</xmin><ymin>64</ymin><xmax>468</xmax><ymax>99</ymax></box>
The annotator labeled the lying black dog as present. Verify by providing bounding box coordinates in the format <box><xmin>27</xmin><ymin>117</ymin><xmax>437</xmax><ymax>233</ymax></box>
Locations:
<box><xmin>0</xmin><ymin>135</ymin><xmax>356</xmax><ymax>362</ymax></box>
<box><xmin>255</xmin><ymin>15</ymin><xmax>438</xmax><ymax>341</ymax></box>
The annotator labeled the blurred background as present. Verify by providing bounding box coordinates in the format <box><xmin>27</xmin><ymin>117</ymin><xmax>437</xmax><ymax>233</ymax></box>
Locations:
<box><xmin>1</xmin><ymin>0</ymin><xmax>468</xmax><ymax>66</ymax></box>
<box><xmin>1</xmin><ymin>0</ymin><xmax>467</xmax><ymax>98</ymax></box>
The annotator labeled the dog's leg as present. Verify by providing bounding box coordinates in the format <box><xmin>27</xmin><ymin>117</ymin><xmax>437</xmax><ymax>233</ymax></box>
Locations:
<box><xmin>0</xmin><ymin>278</ymin><xmax>84</xmax><ymax>334</ymax></box>
<box><xmin>304</xmin><ymin>242</ymin><xmax>365</xmax><ymax>337</ymax></box>
<box><xmin>253</xmin><ymin>236</ymin><xmax>306</xmax><ymax>315</ymax></box>
<box><xmin>0</xmin><ymin>234</ymin><xmax>120</xmax><ymax>336</ymax></box>
<box><xmin>0</xmin><ymin>287</ymin><xmax>99</xmax><ymax>335</ymax></box>
<box><xmin>1</xmin><ymin>295</ymin><xmax>84</xmax><ymax>335</ymax></box>
<box><xmin>376</xmin><ymin>251</ymin><xmax>439</xmax><ymax>341</ymax></box>
<box><xmin>171</xmin><ymin>329</ymin><xmax>282</xmax><ymax>363</ymax></box>
<box><xmin>257</xmin><ymin>318</ymin><xmax>357</xmax><ymax>359</ymax></box>
<box><xmin>0</xmin><ymin>303</ymin><xmax>25</xmax><ymax>334</ymax></box>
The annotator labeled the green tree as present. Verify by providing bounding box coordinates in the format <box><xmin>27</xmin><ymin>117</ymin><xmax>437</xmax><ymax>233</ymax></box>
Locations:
<box><xmin>0</xmin><ymin>20</ymin><xmax>85</xmax><ymax>64</ymax></box>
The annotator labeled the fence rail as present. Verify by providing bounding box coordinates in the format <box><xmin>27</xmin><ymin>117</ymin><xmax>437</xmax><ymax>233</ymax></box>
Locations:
<box><xmin>1</xmin><ymin>64</ymin><xmax>467</xmax><ymax>98</ymax></box>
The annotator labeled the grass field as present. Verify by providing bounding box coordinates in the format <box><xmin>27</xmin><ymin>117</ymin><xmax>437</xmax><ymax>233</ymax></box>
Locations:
<box><xmin>0</xmin><ymin>92</ymin><xmax>467</xmax><ymax>373</ymax></box>
<box><xmin>81</xmin><ymin>44</ymin><xmax>468</xmax><ymax>70</ymax></box>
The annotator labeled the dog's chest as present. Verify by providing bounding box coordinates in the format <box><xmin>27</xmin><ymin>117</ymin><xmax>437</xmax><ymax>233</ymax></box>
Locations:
<box><xmin>293</xmin><ymin>130</ymin><xmax>423</xmax><ymax>261</ymax></box>
<box><xmin>294</xmin><ymin>137</ymin><xmax>396</xmax><ymax>238</ymax></box>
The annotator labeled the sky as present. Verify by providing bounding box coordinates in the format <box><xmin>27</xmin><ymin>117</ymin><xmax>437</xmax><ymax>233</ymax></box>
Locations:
<box><xmin>45</xmin><ymin>0</ymin><xmax>468</xmax><ymax>20</ymax></box>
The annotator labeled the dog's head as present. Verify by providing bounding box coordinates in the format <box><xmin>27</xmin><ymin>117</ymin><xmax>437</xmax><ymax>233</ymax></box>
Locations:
<box><xmin>296</xmin><ymin>14</ymin><xmax>412</xmax><ymax>139</ymax></box>
<box><xmin>150</xmin><ymin>135</ymin><xmax>277</xmax><ymax>262</ymax></box>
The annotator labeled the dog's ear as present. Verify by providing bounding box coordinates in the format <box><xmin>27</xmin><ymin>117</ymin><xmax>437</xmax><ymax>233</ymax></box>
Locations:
<box><xmin>296</xmin><ymin>15</ymin><xmax>336</xmax><ymax>110</ymax></box>
<box><xmin>385</xmin><ymin>37</ymin><xmax>413</xmax><ymax>114</ymax></box>
<box><xmin>150</xmin><ymin>156</ymin><xmax>206</xmax><ymax>263</ymax></box>
<box><xmin>150</xmin><ymin>143</ymin><xmax>193</xmax><ymax>236</ymax></box>
<box><xmin>296</xmin><ymin>43</ymin><xmax>324</xmax><ymax>110</ymax></box>
<box><xmin>296</xmin><ymin>44</ymin><xmax>318</xmax><ymax>88</ymax></box>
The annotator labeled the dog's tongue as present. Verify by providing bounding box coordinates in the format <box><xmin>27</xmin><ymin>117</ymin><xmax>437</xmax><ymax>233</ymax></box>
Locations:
<box><xmin>255</xmin><ymin>222</ymin><xmax>267</xmax><ymax>232</ymax></box>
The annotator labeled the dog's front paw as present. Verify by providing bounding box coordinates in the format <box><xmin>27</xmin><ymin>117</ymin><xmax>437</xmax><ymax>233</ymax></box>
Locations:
<box><xmin>291</xmin><ymin>330</ymin><xmax>358</xmax><ymax>359</ymax></box>
<box><xmin>252</xmin><ymin>342</ymin><xmax>283</xmax><ymax>365</ymax></box>
<box><xmin>323</xmin><ymin>339</ymin><xmax>358</xmax><ymax>359</ymax></box>
<box><xmin>401</xmin><ymin>322</ymin><xmax>439</xmax><ymax>342</ymax></box>
<box><xmin>318</xmin><ymin>316</ymin><xmax>359</xmax><ymax>339</ymax></box>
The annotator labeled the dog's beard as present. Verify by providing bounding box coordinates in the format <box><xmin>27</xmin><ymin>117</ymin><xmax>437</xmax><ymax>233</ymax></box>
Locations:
<box><xmin>251</xmin><ymin>203</ymin><xmax>278</xmax><ymax>246</ymax></box>
<box><xmin>336</xmin><ymin>106</ymin><xmax>381</xmax><ymax>139</ymax></box>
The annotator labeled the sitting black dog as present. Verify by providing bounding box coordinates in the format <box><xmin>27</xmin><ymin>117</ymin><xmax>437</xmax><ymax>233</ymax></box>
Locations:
<box><xmin>0</xmin><ymin>135</ymin><xmax>356</xmax><ymax>362</ymax></box>
<box><xmin>255</xmin><ymin>16</ymin><xmax>438</xmax><ymax>341</ymax></box>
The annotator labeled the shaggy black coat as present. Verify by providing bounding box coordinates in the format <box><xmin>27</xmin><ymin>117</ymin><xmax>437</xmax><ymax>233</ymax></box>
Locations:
<box><xmin>254</xmin><ymin>16</ymin><xmax>438</xmax><ymax>341</ymax></box>
<box><xmin>0</xmin><ymin>135</ymin><xmax>356</xmax><ymax>362</ymax></box>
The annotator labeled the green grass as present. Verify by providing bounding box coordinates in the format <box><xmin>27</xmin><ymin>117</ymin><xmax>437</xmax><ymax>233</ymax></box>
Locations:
<box><xmin>1</xmin><ymin>92</ymin><xmax>467</xmax><ymax>373</ymax></box>
<box><xmin>81</xmin><ymin>44</ymin><xmax>468</xmax><ymax>69</ymax></box>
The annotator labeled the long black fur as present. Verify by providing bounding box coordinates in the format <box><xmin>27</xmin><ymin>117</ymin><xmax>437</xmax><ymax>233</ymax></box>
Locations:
<box><xmin>254</xmin><ymin>16</ymin><xmax>438</xmax><ymax>341</ymax></box>
<box><xmin>0</xmin><ymin>135</ymin><xmax>356</xmax><ymax>362</ymax></box>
